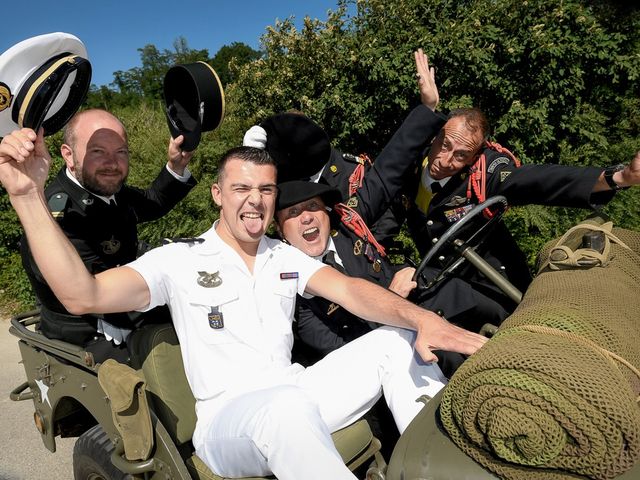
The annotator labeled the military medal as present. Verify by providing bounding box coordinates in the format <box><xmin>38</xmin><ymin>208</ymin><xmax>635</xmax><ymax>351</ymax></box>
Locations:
<box><xmin>208</xmin><ymin>306</ymin><xmax>224</xmax><ymax>329</ymax></box>
<box><xmin>364</xmin><ymin>243</ymin><xmax>374</xmax><ymax>262</ymax></box>
<box><xmin>353</xmin><ymin>239</ymin><xmax>363</xmax><ymax>256</ymax></box>
<box><xmin>444</xmin><ymin>204</ymin><xmax>473</xmax><ymax>223</ymax></box>
<box><xmin>373</xmin><ymin>259</ymin><xmax>382</xmax><ymax>272</ymax></box>
<box><xmin>197</xmin><ymin>271</ymin><xmax>222</xmax><ymax>288</ymax></box>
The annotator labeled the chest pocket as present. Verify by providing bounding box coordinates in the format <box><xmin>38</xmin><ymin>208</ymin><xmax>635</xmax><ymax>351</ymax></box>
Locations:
<box><xmin>271</xmin><ymin>281</ymin><xmax>298</xmax><ymax>329</ymax></box>
<box><xmin>188</xmin><ymin>286</ymin><xmax>240</xmax><ymax>345</ymax></box>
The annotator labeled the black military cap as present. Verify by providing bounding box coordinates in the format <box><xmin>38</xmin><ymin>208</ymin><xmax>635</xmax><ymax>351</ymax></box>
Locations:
<box><xmin>276</xmin><ymin>180</ymin><xmax>341</xmax><ymax>211</ymax></box>
<box><xmin>0</xmin><ymin>32</ymin><xmax>92</xmax><ymax>137</ymax></box>
<box><xmin>163</xmin><ymin>61</ymin><xmax>225</xmax><ymax>152</ymax></box>
<box><xmin>260</xmin><ymin>113</ymin><xmax>331</xmax><ymax>183</ymax></box>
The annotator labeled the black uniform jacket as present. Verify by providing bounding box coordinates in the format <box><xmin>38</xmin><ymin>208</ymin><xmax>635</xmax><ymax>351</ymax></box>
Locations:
<box><xmin>20</xmin><ymin>166</ymin><xmax>196</xmax><ymax>345</ymax></box>
<box><xmin>405</xmin><ymin>147</ymin><xmax>615</xmax><ymax>325</ymax></box>
<box><xmin>295</xmin><ymin>104</ymin><xmax>447</xmax><ymax>359</ymax></box>
<box><xmin>319</xmin><ymin>147</ymin><xmax>410</xmax><ymax>248</ymax></box>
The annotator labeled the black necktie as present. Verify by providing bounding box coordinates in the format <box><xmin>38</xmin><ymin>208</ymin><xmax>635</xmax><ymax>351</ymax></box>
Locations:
<box><xmin>430</xmin><ymin>182</ymin><xmax>442</xmax><ymax>194</ymax></box>
<box><xmin>322</xmin><ymin>251</ymin><xmax>346</xmax><ymax>274</ymax></box>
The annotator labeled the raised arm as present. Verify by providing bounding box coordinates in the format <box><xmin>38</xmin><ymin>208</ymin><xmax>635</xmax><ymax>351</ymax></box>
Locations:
<box><xmin>0</xmin><ymin>129</ymin><xmax>150</xmax><ymax>315</ymax></box>
<box><xmin>305</xmin><ymin>266</ymin><xmax>487</xmax><ymax>362</ymax></box>
<box><xmin>593</xmin><ymin>151</ymin><xmax>640</xmax><ymax>192</ymax></box>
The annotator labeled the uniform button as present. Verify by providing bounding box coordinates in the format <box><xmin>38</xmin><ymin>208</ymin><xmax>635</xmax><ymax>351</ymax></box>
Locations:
<box><xmin>432</xmin><ymin>238</ymin><xmax>439</xmax><ymax>243</ymax></box>
<box><xmin>426</xmin><ymin>220</ymin><xmax>433</xmax><ymax>226</ymax></box>
<box><xmin>438</xmin><ymin>256</ymin><xmax>445</xmax><ymax>261</ymax></box>
<box><xmin>500</xmin><ymin>266</ymin><xmax>506</xmax><ymax>270</ymax></box>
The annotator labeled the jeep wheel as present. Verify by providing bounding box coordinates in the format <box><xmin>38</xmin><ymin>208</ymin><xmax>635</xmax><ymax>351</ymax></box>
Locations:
<box><xmin>73</xmin><ymin>424</ymin><xmax>131</xmax><ymax>480</ymax></box>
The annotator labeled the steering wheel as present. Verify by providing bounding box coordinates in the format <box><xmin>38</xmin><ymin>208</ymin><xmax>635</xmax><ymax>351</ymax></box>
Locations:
<box><xmin>411</xmin><ymin>196</ymin><xmax>509</xmax><ymax>291</ymax></box>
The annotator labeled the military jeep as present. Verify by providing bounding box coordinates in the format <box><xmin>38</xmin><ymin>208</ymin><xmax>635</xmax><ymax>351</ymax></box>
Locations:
<box><xmin>9</xmin><ymin>208</ymin><xmax>640</xmax><ymax>480</ymax></box>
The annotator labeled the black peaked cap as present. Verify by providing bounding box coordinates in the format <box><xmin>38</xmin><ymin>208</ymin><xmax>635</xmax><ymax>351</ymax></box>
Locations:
<box><xmin>261</xmin><ymin>113</ymin><xmax>331</xmax><ymax>183</ymax></box>
<box><xmin>276</xmin><ymin>180</ymin><xmax>341</xmax><ymax>211</ymax></box>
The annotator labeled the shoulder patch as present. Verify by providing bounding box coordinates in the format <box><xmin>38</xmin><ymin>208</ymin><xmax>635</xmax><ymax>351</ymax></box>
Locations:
<box><xmin>47</xmin><ymin>192</ymin><xmax>70</xmax><ymax>218</ymax></box>
<box><xmin>487</xmin><ymin>156</ymin><xmax>511</xmax><ymax>174</ymax></box>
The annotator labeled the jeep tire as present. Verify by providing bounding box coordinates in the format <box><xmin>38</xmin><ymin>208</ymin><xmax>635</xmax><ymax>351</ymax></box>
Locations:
<box><xmin>73</xmin><ymin>424</ymin><xmax>131</xmax><ymax>480</ymax></box>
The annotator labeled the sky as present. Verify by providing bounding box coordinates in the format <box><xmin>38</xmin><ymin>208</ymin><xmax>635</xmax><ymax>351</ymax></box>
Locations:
<box><xmin>1</xmin><ymin>0</ymin><xmax>345</xmax><ymax>87</ymax></box>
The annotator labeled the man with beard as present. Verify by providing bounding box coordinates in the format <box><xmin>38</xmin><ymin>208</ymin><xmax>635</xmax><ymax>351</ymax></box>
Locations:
<box><xmin>20</xmin><ymin>109</ymin><xmax>197</xmax><ymax>361</ymax></box>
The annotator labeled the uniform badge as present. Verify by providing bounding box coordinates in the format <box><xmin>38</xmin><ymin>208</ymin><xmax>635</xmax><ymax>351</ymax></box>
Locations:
<box><xmin>364</xmin><ymin>243</ymin><xmax>374</xmax><ymax>262</ymax></box>
<box><xmin>372</xmin><ymin>259</ymin><xmax>382</xmax><ymax>272</ymax></box>
<box><xmin>330</xmin><ymin>229</ymin><xmax>338</xmax><ymax>237</ymax></box>
<box><xmin>0</xmin><ymin>82</ymin><xmax>12</xmax><ymax>112</ymax></box>
<box><xmin>346</xmin><ymin>196</ymin><xmax>358</xmax><ymax>208</ymax></box>
<box><xmin>280</xmin><ymin>272</ymin><xmax>299</xmax><ymax>280</ymax></box>
<box><xmin>487</xmin><ymin>156</ymin><xmax>510</xmax><ymax>174</ymax></box>
<box><xmin>82</xmin><ymin>198</ymin><xmax>94</xmax><ymax>206</ymax></box>
<box><xmin>444</xmin><ymin>204</ymin><xmax>473</xmax><ymax>223</ymax></box>
<box><xmin>101</xmin><ymin>236</ymin><xmax>121</xmax><ymax>254</ymax></box>
<box><xmin>500</xmin><ymin>171</ymin><xmax>512</xmax><ymax>182</ymax></box>
<box><xmin>330</xmin><ymin>165</ymin><xmax>338</xmax><ymax>173</ymax></box>
<box><xmin>208</xmin><ymin>306</ymin><xmax>224</xmax><ymax>329</ymax></box>
<box><xmin>327</xmin><ymin>303</ymin><xmax>339</xmax><ymax>315</ymax></box>
<box><xmin>197</xmin><ymin>271</ymin><xmax>222</xmax><ymax>288</ymax></box>
<box><xmin>353</xmin><ymin>239</ymin><xmax>363</xmax><ymax>256</ymax></box>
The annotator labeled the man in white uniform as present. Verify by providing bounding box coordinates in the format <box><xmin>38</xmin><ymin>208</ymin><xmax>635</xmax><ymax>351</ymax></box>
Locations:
<box><xmin>0</xmin><ymin>132</ymin><xmax>487</xmax><ymax>479</ymax></box>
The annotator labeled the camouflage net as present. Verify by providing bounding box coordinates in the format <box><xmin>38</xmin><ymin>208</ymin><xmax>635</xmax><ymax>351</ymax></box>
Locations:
<box><xmin>439</xmin><ymin>220</ymin><xmax>640</xmax><ymax>479</ymax></box>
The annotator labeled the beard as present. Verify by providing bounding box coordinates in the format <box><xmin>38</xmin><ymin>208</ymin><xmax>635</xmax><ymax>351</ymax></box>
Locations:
<box><xmin>74</xmin><ymin>159</ymin><xmax>128</xmax><ymax>196</ymax></box>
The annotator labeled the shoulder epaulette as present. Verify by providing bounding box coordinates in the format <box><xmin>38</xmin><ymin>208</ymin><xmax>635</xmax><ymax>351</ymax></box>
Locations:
<box><xmin>161</xmin><ymin>237</ymin><xmax>205</xmax><ymax>245</ymax></box>
<box><xmin>47</xmin><ymin>192</ymin><xmax>70</xmax><ymax>219</ymax></box>
<box><xmin>342</xmin><ymin>153</ymin><xmax>360</xmax><ymax>163</ymax></box>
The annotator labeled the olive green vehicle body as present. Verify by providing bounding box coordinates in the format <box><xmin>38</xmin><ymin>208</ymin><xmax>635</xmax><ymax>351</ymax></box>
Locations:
<box><xmin>10</xmin><ymin>312</ymin><xmax>382</xmax><ymax>480</ymax></box>
<box><xmin>9</xmin><ymin>207</ymin><xmax>640</xmax><ymax>479</ymax></box>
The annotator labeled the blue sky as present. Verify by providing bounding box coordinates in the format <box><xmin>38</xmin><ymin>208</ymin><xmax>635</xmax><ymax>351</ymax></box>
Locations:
<box><xmin>1</xmin><ymin>0</ymin><xmax>344</xmax><ymax>87</ymax></box>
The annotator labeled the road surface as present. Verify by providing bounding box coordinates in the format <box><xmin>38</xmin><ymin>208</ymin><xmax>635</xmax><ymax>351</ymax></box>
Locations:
<box><xmin>0</xmin><ymin>317</ymin><xmax>74</xmax><ymax>480</ymax></box>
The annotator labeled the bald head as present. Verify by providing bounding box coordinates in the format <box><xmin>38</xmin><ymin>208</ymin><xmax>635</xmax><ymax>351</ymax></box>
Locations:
<box><xmin>60</xmin><ymin>109</ymin><xmax>130</xmax><ymax>196</ymax></box>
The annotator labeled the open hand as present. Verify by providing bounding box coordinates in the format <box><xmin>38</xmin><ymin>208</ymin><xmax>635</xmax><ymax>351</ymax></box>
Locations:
<box><xmin>413</xmin><ymin>311</ymin><xmax>488</xmax><ymax>362</ymax></box>
<box><xmin>414</xmin><ymin>48</ymin><xmax>439</xmax><ymax>111</ymax></box>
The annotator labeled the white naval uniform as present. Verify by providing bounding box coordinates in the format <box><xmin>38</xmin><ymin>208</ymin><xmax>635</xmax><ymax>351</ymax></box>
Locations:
<box><xmin>128</xmin><ymin>222</ymin><xmax>447</xmax><ymax>480</ymax></box>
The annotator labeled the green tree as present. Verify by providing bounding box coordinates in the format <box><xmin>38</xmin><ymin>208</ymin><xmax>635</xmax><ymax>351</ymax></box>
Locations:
<box><xmin>228</xmin><ymin>0</ymin><xmax>640</xmax><ymax>264</ymax></box>
<box><xmin>210</xmin><ymin>42</ymin><xmax>262</xmax><ymax>85</ymax></box>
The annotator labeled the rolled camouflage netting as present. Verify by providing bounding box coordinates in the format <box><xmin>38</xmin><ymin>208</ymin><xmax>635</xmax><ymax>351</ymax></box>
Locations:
<box><xmin>439</xmin><ymin>220</ymin><xmax>640</xmax><ymax>479</ymax></box>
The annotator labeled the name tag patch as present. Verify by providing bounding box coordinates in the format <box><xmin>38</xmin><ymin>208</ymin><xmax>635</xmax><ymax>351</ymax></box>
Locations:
<box><xmin>280</xmin><ymin>272</ymin><xmax>299</xmax><ymax>280</ymax></box>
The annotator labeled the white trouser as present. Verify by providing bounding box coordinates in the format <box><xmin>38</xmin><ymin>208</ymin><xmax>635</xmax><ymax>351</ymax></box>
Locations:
<box><xmin>196</xmin><ymin>326</ymin><xmax>447</xmax><ymax>480</ymax></box>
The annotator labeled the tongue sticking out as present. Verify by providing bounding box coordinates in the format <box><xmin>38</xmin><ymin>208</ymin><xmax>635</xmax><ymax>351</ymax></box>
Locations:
<box><xmin>242</xmin><ymin>213</ymin><xmax>263</xmax><ymax>235</ymax></box>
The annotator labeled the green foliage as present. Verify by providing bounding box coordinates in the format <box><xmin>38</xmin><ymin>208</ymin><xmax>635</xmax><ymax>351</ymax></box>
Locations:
<box><xmin>2</xmin><ymin>2</ymin><xmax>640</xmax><ymax>314</ymax></box>
<box><xmin>211</xmin><ymin>42</ymin><xmax>262</xmax><ymax>86</ymax></box>
<box><xmin>227</xmin><ymin>0</ymin><xmax>640</xmax><ymax>269</ymax></box>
